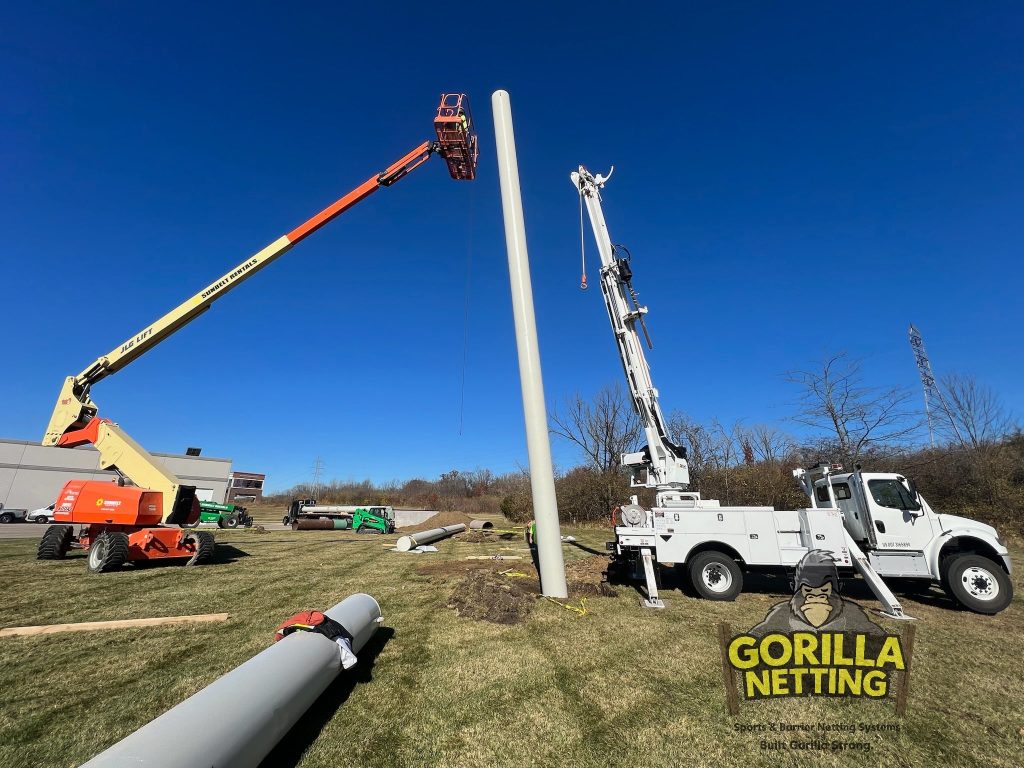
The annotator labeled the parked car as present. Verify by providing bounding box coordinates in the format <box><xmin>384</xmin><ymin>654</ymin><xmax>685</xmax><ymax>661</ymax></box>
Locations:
<box><xmin>27</xmin><ymin>504</ymin><xmax>56</xmax><ymax>524</ymax></box>
<box><xmin>0</xmin><ymin>504</ymin><xmax>28</xmax><ymax>523</ymax></box>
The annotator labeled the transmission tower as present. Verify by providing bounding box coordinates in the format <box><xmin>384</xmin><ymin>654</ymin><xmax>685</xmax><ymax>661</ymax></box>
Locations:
<box><xmin>311</xmin><ymin>456</ymin><xmax>324</xmax><ymax>501</ymax></box>
<box><xmin>908</xmin><ymin>324</ymin><xmax>962</xmax><ymax>448</ymax></box>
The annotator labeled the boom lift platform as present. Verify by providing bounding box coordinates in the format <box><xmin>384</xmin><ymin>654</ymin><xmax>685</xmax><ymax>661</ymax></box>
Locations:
<box><xmin>36</xmin><ymin>94</ymin><xmax>478</xmax><ymax>573</ymax></box>
<box><xmin>572</xmin><ymin>165</ymin><xmax>1012</xmax><ymax>616</ymax></box>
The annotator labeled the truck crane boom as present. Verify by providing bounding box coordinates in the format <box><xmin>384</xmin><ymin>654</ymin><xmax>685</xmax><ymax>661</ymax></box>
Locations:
<box><xmin>572</xmin><ymin>166</ymin><xmax>689</xmax><ymax>500</ymax></box>
<box><xmin>37</xmin><ymin>94</ymin><xmax>478</xmax><ymax>573</ymax></box>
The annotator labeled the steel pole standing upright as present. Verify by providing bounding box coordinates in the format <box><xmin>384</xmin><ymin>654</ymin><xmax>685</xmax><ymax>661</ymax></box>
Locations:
<box><xmin>491</xmin><ymin>89</ymin><xmax>568</xmax><ymax>598</ymax></box>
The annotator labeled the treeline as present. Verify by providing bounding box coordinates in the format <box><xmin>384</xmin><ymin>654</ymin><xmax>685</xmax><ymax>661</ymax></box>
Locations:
<box><xmin>267</xmin><ymin>354</ymin><xmax>1022</xmax><ymax>533</ymax></box>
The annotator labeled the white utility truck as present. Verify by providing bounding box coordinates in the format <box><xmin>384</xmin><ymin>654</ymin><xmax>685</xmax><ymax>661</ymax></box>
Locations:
<box><xmin>572</xmin><ymin>165</ymin><xmax>1013</xmax><ymax>616</ymax></box>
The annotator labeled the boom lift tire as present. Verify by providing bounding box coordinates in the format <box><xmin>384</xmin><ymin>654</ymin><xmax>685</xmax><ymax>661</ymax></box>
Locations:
<box><xmin>222</xmin><ymin>514</ymin><xmax>239</xmax><ymax>529</ymax></box>
<box><xmin>87</xmin><ymin>532</ymin><xmax>130</xmax><ymax>574</ymax></box>
<box><xmin>688</xmin><ymin>551</ymin><xmax>743</xmax><ymax>601</ymax></box>
<box><xmin>37</xmin><ymin>525</ymin><xmax>74</xmax><ymax>560</ymax></box>
<box><xmin>943</xmin><ymin>555</ymin><xmax>1013</xmax><ymax>615</ymax></box>
<box><xmin>185</xmin><ymin>531</ymin><xmax>215</xmax><ymax>566</ymax></box>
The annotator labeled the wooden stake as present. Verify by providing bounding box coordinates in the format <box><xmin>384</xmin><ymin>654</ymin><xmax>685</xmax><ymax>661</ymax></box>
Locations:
<box><xmin>718</xmin><ymin>622</ymin><xmax>740</xmax><ymax>716</ymax></box>
<box><xmin>895</xmin><ymin>623</ymin><xmax>916</xmax><ymax>717</ymax></box>
<box><xmin>0</xmin><ymin>613</ymin><xmax>230</xmax><ymax>638</ymax></box>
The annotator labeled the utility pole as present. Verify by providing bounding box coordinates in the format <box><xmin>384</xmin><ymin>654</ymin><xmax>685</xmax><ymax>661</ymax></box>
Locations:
<box><xmin>491</xmin><ymin>89</ymin><xmax>568</xmax><ymax>599</ymax></box>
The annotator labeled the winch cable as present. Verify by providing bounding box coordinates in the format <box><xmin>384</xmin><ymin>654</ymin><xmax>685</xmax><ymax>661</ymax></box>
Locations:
<box><xmin>578</xmin><ymin>186</ymin><xmax>588</xmax><ymax>290</ymax></box>
<box><xmin>458</xmin><ymin>185</ymin><xmax>475</xmax><ymax>435</ymax></box>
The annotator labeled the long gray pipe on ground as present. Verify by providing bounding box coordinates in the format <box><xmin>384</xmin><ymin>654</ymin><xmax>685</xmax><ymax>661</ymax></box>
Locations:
<box><xmin>395</xmin><ymin>523</ymin><xmax>466</xmax><ymax>552</ymax></box>
<box><xmin>82</xmin><ymin>593</ymin><xmax>382</xmax><ymax>768</ymax></box>
<box><xmin>468</xmin><ymin>520</ymin><xmax>494</xmax><ymax>530</ymax></box>
<box><xmin>293</xmin><ymin>518</ymin><xmax>350</xmax><ymax>530</ymax></box>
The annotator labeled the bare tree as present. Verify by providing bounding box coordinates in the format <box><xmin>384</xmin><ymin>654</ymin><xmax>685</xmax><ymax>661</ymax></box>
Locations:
<box><xmin>744</xmin><ymin>423</ymin><xmax>796</xmax><ymax>465</ymax></box>
<box><xmin>786</xmin><ymin>353</ymin><xmax>920</xmax><ymax>465</ymax></box>
<box><xmin>550</xmin><ymin>384</ymin><xmax>643</xmax><ymax>472</ymax></box>
<box><xmin>939</xmin><ymin>373</ymin><xmax>1015</xmax><ymax>450</ymax></box>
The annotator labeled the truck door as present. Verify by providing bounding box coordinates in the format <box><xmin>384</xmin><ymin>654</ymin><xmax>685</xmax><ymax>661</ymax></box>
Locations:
<box><xmin>859</xmin><ymin>477</ymin><xmax>935</xmax><ymax>552</ymax></box>
<box><xmin>814</xmin><ymin>481</ymin><xmax>867</xmax><ymax>542</ymax></box>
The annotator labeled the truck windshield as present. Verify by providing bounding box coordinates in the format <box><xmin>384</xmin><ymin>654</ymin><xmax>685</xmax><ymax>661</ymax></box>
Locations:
<box><xmin>868</xmin><ymin>479</ymin><xmax>921</xmax><ymax>511</ymax></box>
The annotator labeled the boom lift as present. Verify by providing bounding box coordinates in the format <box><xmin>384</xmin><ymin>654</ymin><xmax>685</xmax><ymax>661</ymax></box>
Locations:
<box><xmin>35</xmin><ymin>94</ymin><xmax>478</xmax><ymax>573</ymax></box>
<box><xmin>572</xmin><ymin>165</ymin><xmax>1012</xmax><ymax>615</ymax></box>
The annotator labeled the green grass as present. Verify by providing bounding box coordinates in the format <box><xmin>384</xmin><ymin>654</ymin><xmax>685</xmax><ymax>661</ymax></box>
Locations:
<box><xmin>1</xmin><ymin>521</ymin><xmax>1022</xmax><ymax>768</ymax></box>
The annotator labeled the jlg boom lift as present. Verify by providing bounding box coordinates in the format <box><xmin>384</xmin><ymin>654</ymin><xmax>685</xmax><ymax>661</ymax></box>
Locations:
<box><xmin>573</xmin><ymin>165</ymin><xmax>1012</xmax><ymax>615</ymax></box>
<box><xmin>36</xmin><ymin>94</ymin><xmax>478</xmax><ymax>573</ymax></box>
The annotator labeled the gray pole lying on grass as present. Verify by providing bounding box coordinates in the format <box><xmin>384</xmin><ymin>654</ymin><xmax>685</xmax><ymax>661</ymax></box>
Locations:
<box><xmin>491</xmin><ymin>89</ymin><xmax>568</xmax><ymax>599</ymax></box>
<box><xmin>395</xmin><ymin>523</ymin><xmax>467</xmax><ymax>552</ymax></box>
<box><xmin>82</xmin><ymin>593</ymin><xmax>382</xmax><ymax>768</ymax></box>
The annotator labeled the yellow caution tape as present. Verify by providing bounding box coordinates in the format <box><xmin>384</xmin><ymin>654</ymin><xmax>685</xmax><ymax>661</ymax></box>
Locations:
<box><xmin>501</xmin><ymin>571</ymin><xmax>530</xmax><ymax>579</ymax></box>
<box><xmin>543</xmin><ymin>596</ymin><xmax>588</xmax><ymax>617</ymax></box>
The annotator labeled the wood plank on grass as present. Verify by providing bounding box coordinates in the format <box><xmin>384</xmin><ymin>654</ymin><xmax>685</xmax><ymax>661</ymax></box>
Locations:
<box><xmin>0</xmin><ymin>613</ymin><xmax>230</xmax><ymax>638</ymax></box>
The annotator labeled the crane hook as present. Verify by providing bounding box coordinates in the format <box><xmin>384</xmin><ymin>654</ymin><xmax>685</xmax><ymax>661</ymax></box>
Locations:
<box><xmin>580</xmin><ymin>273</ymin><xmax>588</xmax><ymax>290</ymax></box>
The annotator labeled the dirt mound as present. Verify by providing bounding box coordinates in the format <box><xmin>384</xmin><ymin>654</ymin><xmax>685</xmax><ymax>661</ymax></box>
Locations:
<box><xmin>566</xmin><ymin>555</ymin><xmax>618</xmax><ymax>597</ymax></box>
<box><xmin>448</xmin><ymin>570</ymin><xmax>537</xmax><ymax>624</ymax></box>
<box><xmin>405</xmin><ymin>511</ymin><xmax>474</xmax><ymax>533</ymax></box>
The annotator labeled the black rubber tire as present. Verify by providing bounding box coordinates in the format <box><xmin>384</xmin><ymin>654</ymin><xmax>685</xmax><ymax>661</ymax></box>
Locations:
<box><xmin>87</xmin><ymin>532</ymin><xmax>130</xmax><ymax>574</ymax></box>
<box><xmin>223</xmin><ymin>515</ymin><xmax>239</xmax><ymax>529</ymax></box>
<box><xmin>185</xmin><ymin>531</ymin><xmax>216</xmax><ymax>566</ymax></box>
<box><xmin>356</xmin><ymin>524</ymin><xmax>366</xmax><ymax>534</ymax></box>
<box><xmin>36</xmin><ymin>517</ymin><xmax>50</xmax><ymax>524</ymax></box>
<box><xmin>688</xmin><ymin>551</ymin><xmax>744</xmax><ymax>601</ymax></box>
<box><xmin>943</xmin><ymin>555</ymin><xmax>1013</xmax><ymax>614</ymax></box>
<box><xmin>0</xmin><ymin>512</ymin><xmax>13</xmax><ymax>524</ymax></box>
<box><xmin>282</xmin><ymin>516</ymin><xmax>291</xmax><ymax>526</ymax></box>
<box><xmin>37</xmin><ymin>525</ymin><xmax>74</xmax><ymax>560</ymax></box>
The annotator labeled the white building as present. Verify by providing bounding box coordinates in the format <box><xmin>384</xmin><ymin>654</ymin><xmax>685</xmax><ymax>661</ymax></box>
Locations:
<box><xmin>0</xmin><ymin>438</ymin><xmax>232</xmax><ymax>511</ymax></box>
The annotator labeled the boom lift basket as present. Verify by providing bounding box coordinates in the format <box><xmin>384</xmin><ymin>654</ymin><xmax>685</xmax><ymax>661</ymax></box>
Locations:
<box><xmin>435</xmin><ymin>93</ymin><xmax>479</xmax><ymax>181</ymax></box>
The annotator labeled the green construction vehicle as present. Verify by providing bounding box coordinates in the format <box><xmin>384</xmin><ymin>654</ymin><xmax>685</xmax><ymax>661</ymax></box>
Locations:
<box><xmin>352</xmin><ymin>506</ymin><xmax>396</xmax><ymax>534</ymax></box>
<box><xmin>184</xmin><ymin>501</ymin><xmax>254</xmax><ymax>529</ymax></box>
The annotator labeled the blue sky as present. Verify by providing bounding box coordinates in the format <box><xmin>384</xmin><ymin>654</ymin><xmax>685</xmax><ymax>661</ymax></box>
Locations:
<box><xmin>2</xmin><ymin>3</ymin><xmax>1021</xmax><ymax>491</ymax></box>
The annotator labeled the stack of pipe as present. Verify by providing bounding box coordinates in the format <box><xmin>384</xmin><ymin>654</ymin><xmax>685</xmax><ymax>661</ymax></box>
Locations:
<box><xmin>83</xmin><ymin>593</ymin><xmax>382</xmax><ymax>768</ymax></box>
<box><xmin>395</xmin><ymin>523</ymin><xmax>466</xmax><ymax>552</ymax></box>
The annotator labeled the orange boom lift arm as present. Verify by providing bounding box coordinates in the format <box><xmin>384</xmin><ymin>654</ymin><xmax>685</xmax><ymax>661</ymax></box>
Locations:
<box><xmin>38</xmin><ymin>94</ymin><xmax>478</xmax><ymax>572</ymax></box>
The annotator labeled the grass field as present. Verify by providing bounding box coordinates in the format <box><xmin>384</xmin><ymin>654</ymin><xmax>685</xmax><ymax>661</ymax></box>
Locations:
<box><xmin>1</xmin><ymin>510</ymin><xmax>1022</xmax><ymax>768</ymax></box>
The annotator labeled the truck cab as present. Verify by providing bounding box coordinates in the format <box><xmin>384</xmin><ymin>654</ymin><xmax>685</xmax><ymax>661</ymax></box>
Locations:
<box><xmin>811</xmin><ymin>468</ymin><xmax>1012</xmax><ymax>613</ymax></box>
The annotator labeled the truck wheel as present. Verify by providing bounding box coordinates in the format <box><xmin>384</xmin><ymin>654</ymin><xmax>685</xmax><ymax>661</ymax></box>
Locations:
<box><xmin>185</xmin><ymin>531</ymin><xmax>216</xmax><ymax>566</ymax></box>
<box><xmin>223</xmin><ymin>514</ymin><xmax>239</xmax><ymax>529</ymax></box>
<box><xmin>37</xmin><ymin>525</ymin><xmax>74</xmax><ymax>560</ymax></box>
<box><xmin>0</xmin><ymin>512</ymin><xmax>13</xmax><ymax>524</ymax></box>
<box><xmin>36</xmin><ymin>517</ymin><xmax>50</xmax><ymax>524</ymax></box>
<box><xmin>944</xmin><ymin>555</ymin><xmax>1013</xmax><ymax>614</ymax></box>
<box><xmin>688</xmin><ymin>551</ymin><xmax>743</xmax><ymax>601</ymax></box>
<box><xmin>87</xmin><ymin>532</ymin><xmax>129</xmax><ymax>574</ymax></box>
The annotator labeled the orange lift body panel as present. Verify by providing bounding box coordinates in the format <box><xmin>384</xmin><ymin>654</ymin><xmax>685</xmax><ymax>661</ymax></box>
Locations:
<box><xmin>54</xmin><ymin>480</ymin><xmax>165</xmax><ymax>526</ymax></box>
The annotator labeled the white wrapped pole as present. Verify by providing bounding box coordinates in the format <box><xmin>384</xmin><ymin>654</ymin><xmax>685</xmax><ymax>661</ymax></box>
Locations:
<box><xmin>395</xmin><ymin>524</ymin><xmax>466</xmax><ymax>552</ymax></box>
<box><xmin>491</xmin><ymin>89</ymin><xmax>568</xmax><ymax>598</ymax></box>
<box><xmin>82</xmin><ymin>593</ymin><xmax>382</xmax><ymax>768</ymax></box>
